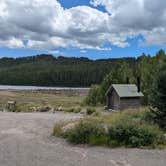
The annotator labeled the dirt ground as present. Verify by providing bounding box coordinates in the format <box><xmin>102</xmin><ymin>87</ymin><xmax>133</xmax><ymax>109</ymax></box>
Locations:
<box><xmin>0</xmin><ymin>112</ymin><xmax>165</xmax><ymax>166</ymax></box>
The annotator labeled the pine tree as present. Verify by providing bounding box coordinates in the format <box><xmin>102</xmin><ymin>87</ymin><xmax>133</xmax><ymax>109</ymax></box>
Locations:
<box><xmin>150</xmin><ymin>65</ymin><xmax>166</xmax><ymax>129</ymax></box>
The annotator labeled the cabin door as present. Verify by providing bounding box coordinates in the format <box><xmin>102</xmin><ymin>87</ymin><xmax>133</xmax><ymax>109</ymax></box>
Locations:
<box><xmin>111</xmin><ymin>94</ymin><xmax>115</xmax><ymax>109</ymax></box>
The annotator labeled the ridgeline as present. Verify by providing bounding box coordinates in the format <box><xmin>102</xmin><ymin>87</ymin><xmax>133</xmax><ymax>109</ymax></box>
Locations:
<box><xmin>0</xmin><ymin>54</ymin><xmax>136</xmax><ymax>87</ymax></box>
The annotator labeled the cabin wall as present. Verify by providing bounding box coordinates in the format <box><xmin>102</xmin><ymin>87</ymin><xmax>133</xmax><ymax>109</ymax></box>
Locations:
<box><xmin>107</xmin><ymin>90</ymin><xmax>120</xmax><ymax>110</ymax></box>
<box><xmin>120</xmin><ymin>98</ymin><xmax>142</xmax><ymax>110</ymax></box>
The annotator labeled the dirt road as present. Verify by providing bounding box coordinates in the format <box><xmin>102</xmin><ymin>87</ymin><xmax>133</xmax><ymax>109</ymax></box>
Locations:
<box><xmin>0</xmin><ymin>112</ymin><xmax>165</xmax><ymax>166</ymax></box>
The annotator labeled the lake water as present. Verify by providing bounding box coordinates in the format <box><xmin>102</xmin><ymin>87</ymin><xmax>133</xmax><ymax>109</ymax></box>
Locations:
<box><xmin>0</xmin><ymin>85</ymin><xmax>90</xmax><ymax>91</ymax></box>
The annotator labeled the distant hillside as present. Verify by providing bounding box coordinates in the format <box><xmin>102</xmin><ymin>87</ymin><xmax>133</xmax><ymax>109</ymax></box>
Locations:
<box><xmin>0</xmin><ymin>54</ymin><xmax>137</xmax><ymax>87</ymax></box>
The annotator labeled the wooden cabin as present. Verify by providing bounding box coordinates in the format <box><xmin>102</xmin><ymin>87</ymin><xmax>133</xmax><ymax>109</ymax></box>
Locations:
<box><xmin>106</xmin><ymin>84</ymin><xmax>144</xmax><ymax>110</ymax></box>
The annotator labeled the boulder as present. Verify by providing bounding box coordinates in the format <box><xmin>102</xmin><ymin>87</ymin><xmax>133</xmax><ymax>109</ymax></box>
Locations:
<box><xmin>57</xmin><ymin>107</ymin><xmax>63</xmax><ymax>111</ymax></box>
<box><xmin>39</xmin><ymin>106</ymin><xmax>52</xmax><ymax>112</ymax></box>
<box><xmin>62</xmin><ymin>122</ymin><xmax>79</xmax><ymax>133</ymax></box>
<box><xmin>80</xmin><ymin>109</ymin><xmax>87</xmax><ymax>115</ymax></box>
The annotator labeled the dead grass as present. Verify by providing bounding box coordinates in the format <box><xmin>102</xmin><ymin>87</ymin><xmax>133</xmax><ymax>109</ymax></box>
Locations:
<box><xmin>0</xmin><ymin>90</ymin><xmax>85</xmax><ymax>112</ymax></box>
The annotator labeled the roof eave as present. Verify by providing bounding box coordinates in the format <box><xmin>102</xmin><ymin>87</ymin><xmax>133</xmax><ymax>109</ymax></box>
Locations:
<box><xmin>120</xmin><ymin>95</ymin><xmax>144</xmax><ymax>98</ymax></box>
<box><xmin>105</xmin><ymin>85</ymin><xmax>113</xmax><ymax>96</ymax></box>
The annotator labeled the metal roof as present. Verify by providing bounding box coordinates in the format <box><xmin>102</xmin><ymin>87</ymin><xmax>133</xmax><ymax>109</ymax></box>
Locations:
<box><xmin>106</xmin><ymin>84</ymin><xmax>144</xmax><ymax>98</ymax></box>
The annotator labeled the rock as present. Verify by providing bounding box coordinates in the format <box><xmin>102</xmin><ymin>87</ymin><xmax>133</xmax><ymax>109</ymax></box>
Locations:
<box><xmin>49</xmin><ymin>108</ymin><xmax>55</xmax><ymax>113</ymax></box>
<box><xmin>30</xmin><ymin>107</ymin><xmax>38</xmax><ymax>112</ymax></box>
<box><xmin>80</xmin><ymin>109</ymin><xmax>87</xmax><ymax>115</ymax></box>
<box><xmin>62</xmin><ymin>122</ymin><xmax>79</xmax><ymax>133</ymax></box>
<box><xmin>57</xmin><ymin>107</ymin><xmax>63</xmax><ymax>111</ymax></box>
<box><xmin>39</xmin><ymin>106</ymin><xmax>52</xmax><ymax>112</ymax></box>
<box><xmin>30</xmin><ymin>106</ymin><xmax>52</xmax><ymax>112</ymax></box>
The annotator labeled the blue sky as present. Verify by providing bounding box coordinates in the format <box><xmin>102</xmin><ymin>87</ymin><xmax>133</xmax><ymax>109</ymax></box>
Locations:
<box><xmin>0</xmin><ymin>0</ymin><xmax>166</xmax><ymax>59</ymax></box>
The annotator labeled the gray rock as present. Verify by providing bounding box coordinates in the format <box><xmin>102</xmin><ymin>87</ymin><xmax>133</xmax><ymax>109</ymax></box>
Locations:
<box><xmin>80</xmin><ymin>109</ymin><xmax>87</xmax><ymax>115</ymax></box>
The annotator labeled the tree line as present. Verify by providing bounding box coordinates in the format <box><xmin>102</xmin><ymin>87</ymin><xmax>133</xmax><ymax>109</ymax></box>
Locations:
<box><xmin>0</xmin><ymin>54</ymin><xmax>135</xmax><ymax>87</ymax></box>
<box><xmin>85</xmin><ymin>49</ymin><xmax>166</xmax><ymax>105</ymax></box>
<box><xmin>0</xmin><ymin>49</ymin><xmax>166</xmax><ymax>106</ymax></box>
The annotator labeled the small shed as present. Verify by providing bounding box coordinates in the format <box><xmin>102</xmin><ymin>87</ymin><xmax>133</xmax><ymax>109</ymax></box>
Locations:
<box><xmin>106</xmin><ymin>84</ymin><xmax>144</xmax><ymax>110</ymax></box>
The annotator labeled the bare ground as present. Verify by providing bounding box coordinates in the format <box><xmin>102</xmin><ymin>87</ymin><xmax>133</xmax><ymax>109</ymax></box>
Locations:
<box><xmin>0</xmin><ymin>112</ymin><xmax>165</xmax><ymax>166</ymax></box>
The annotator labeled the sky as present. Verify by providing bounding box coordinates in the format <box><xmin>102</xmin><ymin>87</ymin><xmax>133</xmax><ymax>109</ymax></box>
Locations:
<box><xmin>0</xmin><ymin>0</ymin><xmax>166</xmax><ymax>59</ymax></box>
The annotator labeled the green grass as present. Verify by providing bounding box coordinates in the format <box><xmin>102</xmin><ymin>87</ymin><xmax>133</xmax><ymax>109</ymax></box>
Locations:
<box><xmin>53</xmin><ymin>108</ymin><xmax>166</xmax><ymax>148</ymax></box>
<box><xmin>52</xmin><ymin>122</ymin><xmax>65</xmax><ymax>137</ymax></box>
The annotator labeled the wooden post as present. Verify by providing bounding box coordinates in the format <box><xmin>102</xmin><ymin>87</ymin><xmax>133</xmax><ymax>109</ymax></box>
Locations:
<box><xmin>7</xmin><ymin>101</ymin><xmax>16</xmax><ymax>112</ymax></box>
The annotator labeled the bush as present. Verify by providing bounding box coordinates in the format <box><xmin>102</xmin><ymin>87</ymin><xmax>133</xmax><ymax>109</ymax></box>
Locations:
<box><xmin>84</xmin><ymin>85</ymin><xmax>101</xmax><ymax>106</ymax></box>
<box><xmin>73</xmin><ymin>107</ymin><xmax>82</xmax><ymax>113</ymax></box>
<box><xmin>52</xmin><ymin>123</ymin><xmax>64</xmax><ymax>137</ymax></box>
<box><xmin>92</xmin><ymin>111</ymin><xmax>102</xmax><ymax>117</ymax></box>
<box><xmin>86</xmin><ymin>108</ymin><xmax>96</xmax><ymax>115</ymax></box>
<box><xmin>59</xmin><ymin>107</ymin><xmax>81</xmax><ymax>113</ymax></box>
<box><xmin>101</xmin><ymin>108</ymin><xmax>154</xmax><ymax>125</ymax></box>
<box><xmin>53</xmin><ymin>109</ymin><xmax>165</xmax><ymax>148</ymax></box>
<box><xmin>66</xmin><ymin>120</ymin><xmax>107</xmax><ymax>145</ymax></box>
<box><xmin>108</xmin><ymin>121</ymin><xmax>164</xmax><ymax>147</ymax></box>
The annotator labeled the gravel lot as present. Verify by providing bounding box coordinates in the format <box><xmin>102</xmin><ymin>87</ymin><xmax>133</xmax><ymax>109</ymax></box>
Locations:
<box><xmin>0</xmin><ymin>112</ymin><xmax>165</xmax><ymax>166</ymax></box>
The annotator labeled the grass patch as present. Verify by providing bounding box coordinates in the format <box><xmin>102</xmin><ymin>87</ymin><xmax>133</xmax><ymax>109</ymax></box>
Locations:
<box><xmin>53</xmin><ymin>108</ymin><xmax>166</xmax><ymax>148</ymax></box>
<box><xmin>0</xmin><ymin>90</ymin><xmax>84</xmax><ymax>112</ymax></box>
<box><xmin>52</xmin><ymin>122</ymin><xmax>64</xmax><ymax>137</ymax></box>
<box><xmin>108</xmin><ymin>122</ymin><xmax>163</xmax><ymax>148</ymax></box>
<box><xmin>58</xmin><ymin>107</ymin><xmax>82</xmax><ymax>113</ymax></box>
<box><xmin>66</xmin><ymin>119</ymin><xmax>107</xmax><ymax>145</ymax></box>
<box><xmin>86</xmin><ymin>107</ymin><xmax>96</xmax><ymax>115</ymax></box>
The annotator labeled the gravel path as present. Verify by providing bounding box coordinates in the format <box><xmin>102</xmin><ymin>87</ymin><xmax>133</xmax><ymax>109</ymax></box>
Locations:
<box><xmin>0</xmin><ymin>112</ymin><xmax>165</xmax><ymax>166</ymax></box>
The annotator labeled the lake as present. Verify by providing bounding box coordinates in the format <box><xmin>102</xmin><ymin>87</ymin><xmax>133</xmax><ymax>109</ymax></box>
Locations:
<box><xmin>0</xmin><ymin>85</ymin><xmax>90</xmax><ymax>91</ymax></box>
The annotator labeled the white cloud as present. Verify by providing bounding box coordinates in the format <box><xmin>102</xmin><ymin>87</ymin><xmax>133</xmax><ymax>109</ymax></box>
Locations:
<box><xmin>0</xmin><ymin>0</ymin><xmax>166</xmax><ymax>51</ymax></box>
<box><xmin>47</xmin><ymin>50</ymin><xmax>60</xmax><ymax>54</ymax></box>
<box><xmin>80</xmin><ymin>50</ymin><xmax>87</xmax><ymax>53</ymax></box>
<box><xmin>90</xmin><ymin>0</ymin><xmax>166</xmax><ymax>46</ymax></box>
<box><xmin>0</xmin><ymin>37</ymin><xmax>24</xmax><ymax>48</ymax></box>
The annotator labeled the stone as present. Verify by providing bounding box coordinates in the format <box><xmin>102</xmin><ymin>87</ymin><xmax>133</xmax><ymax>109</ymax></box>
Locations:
<box><xmin>80</xmin><ymin>109</ymin><xmax>87</xmax><ymax>115</ymax></box>
<box><xmin>39</xmin><ymin>106</ymin><xmax>52</xmax><ymax>112</ymax></box>
<box><xmin>62</xmin><ymin>122</ymin><xmax>79</xmax><ymax>133</ymax></box>
<box><xmin>57</xmin><ymin>107</ymin><xmax>63</xmax><ymax>111</ymax></box>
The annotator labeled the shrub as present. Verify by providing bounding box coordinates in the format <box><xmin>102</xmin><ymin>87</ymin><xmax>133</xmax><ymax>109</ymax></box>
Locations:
<box><xmin>86</xmin><ymin>107</ymin><xmax>96</xmax><ymax>115</ymax></box>
<box><xmin>73</xmin><ymin>107</ymin><xmax>82</xmax><ymax>113</ymax></box>
<box><xmin>84</xmin><ymin>85</ymin><xmax>101</xmax><ymax>106</ymax></box>
<box><xmin>64</xmin><ymin>108</ymin><xmax>75</xmax><ymax>113</ymax></box>
<box><xmin>66</xmin><ymin>120</ymin><xmax>107</xmax><ymax>145</ymax></box>
<box><xmin>52</xmin><ymin>123</ymin><xmax>64</xmax><ymax>137</ymax></box>
<box><xmin>92</xmin><ymin>111</ymin><xmax>102</xmax><ymax>117</ymax></box>
<box><xmin>108</xmin><ymin>121</ymin><xmax>164</xmax><ymax>147</ymax></box>
<box><xmin>101</xmin><ymin>108</ymin><xmax>154</xmax><ymax>125</ymax></box>
<box><xmin>52</xmin><ymin>109</ymin><xmax>165</xmax><ymax>148</ymax></box>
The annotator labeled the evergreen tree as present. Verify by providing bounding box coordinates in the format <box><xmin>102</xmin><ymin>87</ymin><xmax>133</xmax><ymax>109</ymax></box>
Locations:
<box><xmin>85</xmin><ymin>60</ymin><xmax>134</xmax><ymax>104</ymax></box>
<box><xmin>150</xmin><ymin>65</ymin><xmax>166</xmax><ymax>129</ymax></box>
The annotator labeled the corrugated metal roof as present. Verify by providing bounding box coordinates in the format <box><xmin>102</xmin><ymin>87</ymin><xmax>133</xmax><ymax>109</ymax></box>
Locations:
<box><xmin>106</xmin><ymin>84</ymin><xmax>144</xmax><ymax>98</ymax></box>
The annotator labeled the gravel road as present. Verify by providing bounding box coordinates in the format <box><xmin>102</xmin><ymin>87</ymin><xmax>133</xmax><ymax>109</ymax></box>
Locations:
<box><xmin>0</xmin><ymin>112</ymin><xmax>165</xmax><ymax>166</ymax></box>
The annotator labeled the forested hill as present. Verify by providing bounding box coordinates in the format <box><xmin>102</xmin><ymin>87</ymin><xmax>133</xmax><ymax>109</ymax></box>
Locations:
<box><xmin>0</xmin><ymin>54</ymin><xmax>136</xmax><ymax>87</ymax></box>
